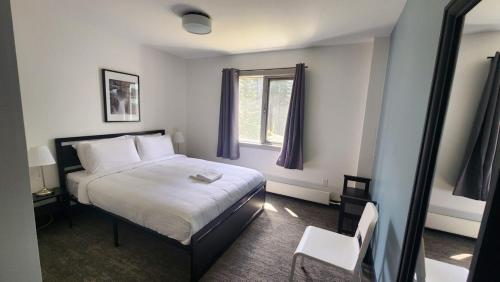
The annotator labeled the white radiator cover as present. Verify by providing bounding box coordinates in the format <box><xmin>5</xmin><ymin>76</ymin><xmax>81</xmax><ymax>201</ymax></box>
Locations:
<box><xmin>266</xmin><ymin>180</ymin><xmax>331</xmax><ymax>205</ymax></box>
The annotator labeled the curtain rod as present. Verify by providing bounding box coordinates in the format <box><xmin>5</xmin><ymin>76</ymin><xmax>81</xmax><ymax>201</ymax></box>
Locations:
<box><xmin>222</xmin><ymin>66</ymin><xmax>308</xmax><ymax>72</ymax></box>
<box><xmin>240</xmin><ymin>66</ymin><xmax>308</xmax><ymax>72</ymax></box>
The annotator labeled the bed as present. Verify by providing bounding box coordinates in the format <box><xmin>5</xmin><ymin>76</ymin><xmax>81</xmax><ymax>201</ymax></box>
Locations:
<box><xmin>425</xmin><ymin>179</ymin><xmax>485</xmax><ymax>238</ymax></box>
<box><xmin>55</xmin><ymin>130</ymin><xmax>266</xmax><ymax>281</ymax></box>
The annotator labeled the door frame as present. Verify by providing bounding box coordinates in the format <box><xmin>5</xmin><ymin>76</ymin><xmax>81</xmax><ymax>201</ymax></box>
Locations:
<box><xmin>396</xmin><ymin>0</ymin><xmax>483</xmax><ymax>281</ymax></box>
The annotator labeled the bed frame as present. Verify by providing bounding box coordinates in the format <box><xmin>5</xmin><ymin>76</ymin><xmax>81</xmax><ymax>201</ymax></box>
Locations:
<box><xmin>54</xmin><ymin>130</ymin><xmax>266</xmax><ymax>281</ymax></box>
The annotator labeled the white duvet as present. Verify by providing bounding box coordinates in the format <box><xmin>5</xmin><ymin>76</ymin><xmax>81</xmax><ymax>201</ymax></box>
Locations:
<box><xmin>76</xmin><ymin>155</ymin><xmax>264</xmax><ymax>244</ymax></box>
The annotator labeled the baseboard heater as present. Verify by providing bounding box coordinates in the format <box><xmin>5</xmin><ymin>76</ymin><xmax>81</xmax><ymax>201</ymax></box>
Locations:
<box><xmin>266</xmin><ymin>180</ymin><xmax>331</xmax><ymax>205</ymax></box>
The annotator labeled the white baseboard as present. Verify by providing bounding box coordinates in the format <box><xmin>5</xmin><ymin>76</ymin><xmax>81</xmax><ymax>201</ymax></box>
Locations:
<box><xmin>266</xmin><ymin>180</ymin><xmax>331</xmax><ymax>205</ymax></box>
<box><xmin>425</xmin><ymin>212</ymin><xmax>480</xmax><ymax>238</ymax></box>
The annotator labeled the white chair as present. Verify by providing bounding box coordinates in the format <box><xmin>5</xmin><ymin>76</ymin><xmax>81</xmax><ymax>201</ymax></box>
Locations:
<box><xmin>289</xmin><ymin>202</ymin><xmax>378</xmax><ymax>281</ymax></box>
<box><xmin>423</xmin><ymin>258</ymin><xmax>469</xmax><ymax>282</ymax></box>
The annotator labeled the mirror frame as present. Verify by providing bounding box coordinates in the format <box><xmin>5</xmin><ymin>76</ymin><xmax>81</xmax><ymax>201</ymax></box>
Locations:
<box><xmin>396</xmin><ymin>0</ymin><xmax>482</xmax><ymax>281</ymax></box>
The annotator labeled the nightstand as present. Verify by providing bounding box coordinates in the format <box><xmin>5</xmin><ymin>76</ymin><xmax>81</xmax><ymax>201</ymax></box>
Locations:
<box><xmin>33</xmin><ymin>187</ymin><xmax>72</xmax><ymax>229</ymax></box>
<box><xmin>338</xmin><ymin>175</ymin><xmax>373</xmax><ymax>235</ymax></box>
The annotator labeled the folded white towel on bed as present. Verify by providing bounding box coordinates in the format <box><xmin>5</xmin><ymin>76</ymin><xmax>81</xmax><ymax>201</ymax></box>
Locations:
<box><xmin>190</xmin><ymin>169</ymin><xmax>223</xmax><ymax>183</ymax></box>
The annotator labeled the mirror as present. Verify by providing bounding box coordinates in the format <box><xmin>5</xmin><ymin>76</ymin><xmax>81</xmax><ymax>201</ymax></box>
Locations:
<box><xmin>413</xmin><ymin>0</ymin><xmax>500</xmax><ymax>280</ymax></box>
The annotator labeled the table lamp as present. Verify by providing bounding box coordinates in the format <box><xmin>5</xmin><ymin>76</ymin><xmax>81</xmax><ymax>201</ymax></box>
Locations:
<box><xmin>28</xmin><ymin>145</ymin><xmax>56</xmax><ymax>196</ymax></box>
<box><xmin>173</xmin><ymin>131</ymin><xmax>185</xmax><ymax>153</ymax></box>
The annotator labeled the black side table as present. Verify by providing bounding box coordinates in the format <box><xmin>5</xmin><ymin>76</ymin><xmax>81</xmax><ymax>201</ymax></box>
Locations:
<box><xmin>338</xmin><ymin>189</ymin><xmax>372</xmax><ymax>235</ymax></box>
<box><xmin>338</xmin><ymin>175</ymin><xmax>373</xmax><ymax>235</ymax></box>
<box><xmin>33</xmin><ymin>187</ymin><xmax>72</xmax><ymax>229</ymax></box>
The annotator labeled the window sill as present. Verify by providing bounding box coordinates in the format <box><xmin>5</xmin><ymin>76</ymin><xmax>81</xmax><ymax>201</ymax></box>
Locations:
<box><xmin>240</xmin><ymin>142</ymin><xmax>282</xmax><ymax>151</ymax></box>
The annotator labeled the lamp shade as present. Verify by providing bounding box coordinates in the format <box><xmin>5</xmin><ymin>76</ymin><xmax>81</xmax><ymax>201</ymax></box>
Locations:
<box><xmin>173</xmin><ymin>131</ymin><xmax>185</xmax><ymax>144</ymax></box>
<box><xmin>28</xmin><ymin>146</ymin><xmax>56</xmax><ymax>167</ymax></box>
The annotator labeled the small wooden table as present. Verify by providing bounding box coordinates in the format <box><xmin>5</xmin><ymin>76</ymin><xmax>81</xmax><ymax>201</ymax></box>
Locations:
<box><xmin>33</xmin><ymin>187</ymin><xmax>72</xmax><ymax>228</ymax></box>
<box><xmin>338</xmin><ymin>188</ymin><xmax>372</xmax><ymax>235</ymax></box>
<box><xmin>338</xmin><ymin>175</ymin><xmax>372</xmax><ymax>235</ymax></box>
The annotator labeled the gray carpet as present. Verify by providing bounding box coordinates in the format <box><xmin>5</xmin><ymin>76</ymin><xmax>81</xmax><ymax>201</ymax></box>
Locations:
<box><xmin>37</xmin><ymin>193</ymin><xmax>374</xmax><ymax>281</ymax></box>
<box><xmin>423</xmin><ymin>229</ymin><xmax>476</xmax><ymax>269</ymax></box>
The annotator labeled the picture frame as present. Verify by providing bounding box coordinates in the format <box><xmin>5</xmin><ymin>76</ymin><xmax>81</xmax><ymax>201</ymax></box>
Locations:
<box><xmin>102</xmin><ymin>69</ymin><xmax>140</xmax><ymax>122</ymax></box>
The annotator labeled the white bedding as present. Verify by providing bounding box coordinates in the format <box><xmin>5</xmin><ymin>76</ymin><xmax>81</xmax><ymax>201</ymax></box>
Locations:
<box><xmin>67</xmin><ymin>170</ymin><xmax>89</xmax><ymax>197</ymax></box>
<box><xmin>70</xmin><ymin>155</ymin><xmax>264</xmax><ymax>245</ymax></box>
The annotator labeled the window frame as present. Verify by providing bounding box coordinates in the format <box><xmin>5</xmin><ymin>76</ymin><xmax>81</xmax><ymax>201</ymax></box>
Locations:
<box><xmin>260</xmin><ymin>76</ymin><xmax>294</xmax><ymax>146</ymax></box>
<box><xmin>238</xmin><ymin>73</ymin><xmax>294</xmax><ymax>148</ymax></box>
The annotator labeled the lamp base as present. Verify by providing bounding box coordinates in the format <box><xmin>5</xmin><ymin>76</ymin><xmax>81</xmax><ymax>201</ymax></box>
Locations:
<box><xmin>36</xmin><ymin>187</ymin><xmax>53</xmax><ymax>196</ymax></box>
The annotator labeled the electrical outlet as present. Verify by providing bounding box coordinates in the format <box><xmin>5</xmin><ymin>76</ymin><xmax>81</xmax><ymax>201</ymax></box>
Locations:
<box><xmin>322</xmin><ymin>178</ymin><xmax>328</xmax><ymax>187</ymax></box>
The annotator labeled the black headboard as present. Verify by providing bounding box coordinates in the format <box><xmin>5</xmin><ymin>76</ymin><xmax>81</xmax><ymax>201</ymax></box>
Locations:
<box><xmin>54</xmin><ymin>130</ymin><xmax>165</xmax><ymax>193</ymax></box>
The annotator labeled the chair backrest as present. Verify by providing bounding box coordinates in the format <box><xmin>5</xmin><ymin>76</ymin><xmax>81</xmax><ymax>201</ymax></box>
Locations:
<box><xmin>354</xmin><ymin>202</ymin><xmax>378</xmax><ymax>270</ymax></box>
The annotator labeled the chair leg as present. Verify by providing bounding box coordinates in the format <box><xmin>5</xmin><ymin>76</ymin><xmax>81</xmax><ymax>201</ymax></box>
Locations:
<box><xmin>289</xmin><ymin>254</ymin><xmax>299</xmax><ymax>282</ymax></box>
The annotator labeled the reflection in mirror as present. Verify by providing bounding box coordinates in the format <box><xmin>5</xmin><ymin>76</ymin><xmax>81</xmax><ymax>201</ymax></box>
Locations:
<box><xmin>415</xmin><ymin>0</ymin><xmax>500</xmax><ymax>281</ymax></box>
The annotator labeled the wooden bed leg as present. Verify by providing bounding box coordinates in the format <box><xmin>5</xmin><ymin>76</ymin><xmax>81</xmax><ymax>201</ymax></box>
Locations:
<box><xmin>190</xmin><ymin>247</ymin><xmax>199</xmax><ymax>282</ymax></box>
<box><xmin>113</xmin><ymin>218</ymin><xmax>119</xmax><ymax>247</ymax></box>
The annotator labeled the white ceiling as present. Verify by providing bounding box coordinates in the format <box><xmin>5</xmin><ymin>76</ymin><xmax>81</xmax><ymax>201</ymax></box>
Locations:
<box><xmin>56</xmin><ymin>0</ymin><xmax>407</xmax><ymax>59</ymax></box>
<box><xmin>464</xmin><ymin>0</ymin><xmax>500</xmax><ymax>34</ymax></box>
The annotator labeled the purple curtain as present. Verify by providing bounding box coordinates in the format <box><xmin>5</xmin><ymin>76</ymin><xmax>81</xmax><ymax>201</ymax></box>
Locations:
<box><xmin>277</xmin><ymin>63</ymin><xmax>306</xmax><ymax>169</ymax></box>
<box><xmin>217</xmin><ymin>68</ymin><xmax>240</xmax><ymax>160</ymax></box>
<box><xmin>454</xmin><ymin>53</ymin><xmax>500</xmax><ymax>201</ymax></box>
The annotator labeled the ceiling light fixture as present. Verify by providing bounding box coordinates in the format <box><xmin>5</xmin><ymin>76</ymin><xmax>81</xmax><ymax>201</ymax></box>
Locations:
<box><xmin>182</xmin><ymin>12</ymin><xmax>211</xmax><ymax>35</ymax></box>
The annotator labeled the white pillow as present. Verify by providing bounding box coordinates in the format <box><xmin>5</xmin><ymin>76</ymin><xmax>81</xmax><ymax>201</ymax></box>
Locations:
<box><xmin>78</xmin><ymin>138</ymin><xmax>141</xmax><ymax>173</ymax></box>
<box><xmin>135</xmin><ymin>135</ymin><xmax>175</xmax><ymax>161</ymax></box>
<box><xmin>73</xmin><ymin>136</ymin><xmax>130</xmax><ymax>169</ymax></box>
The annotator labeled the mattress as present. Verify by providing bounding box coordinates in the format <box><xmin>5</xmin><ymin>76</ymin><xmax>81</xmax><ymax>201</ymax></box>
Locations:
<box><xmin>71</xmin><ymin>155</ymin><xmax>264</xmax><ymax>245</ymax></box>
<box><xmin>428</xmin><ymin>183</ymin><xmax>485</xmax><ymax>222</ymax></box>
<box><xmin>66</xmin><ymin>170</ymin><xmax>90</xmax><ymax>198</ymax></box>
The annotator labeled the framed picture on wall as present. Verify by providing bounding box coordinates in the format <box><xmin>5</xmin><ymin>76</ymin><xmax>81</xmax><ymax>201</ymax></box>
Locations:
<box><xmin>102</xmin><ymin>69</ymin><xmax>140</xmax><ymax>122</ymax></box>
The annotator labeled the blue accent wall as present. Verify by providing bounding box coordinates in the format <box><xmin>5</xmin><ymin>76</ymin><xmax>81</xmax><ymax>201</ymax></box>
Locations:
<box><xmin>370</xmin><ymin>0</ymin><xmax>450</xmax><ymax>280</ymax></box>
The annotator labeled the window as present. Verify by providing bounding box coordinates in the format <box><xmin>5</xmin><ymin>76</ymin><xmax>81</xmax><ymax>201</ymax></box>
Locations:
<box><xmin>239</xmin><ymin>74</ymin><xmax>294</xmax><ymax>146</ymax></box>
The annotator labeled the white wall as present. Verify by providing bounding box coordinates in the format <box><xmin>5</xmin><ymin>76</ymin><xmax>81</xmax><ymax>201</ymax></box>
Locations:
<box><xmin>11</xmin><ymin>0</ymin><xmax>188</xmax><ymax>191</ymax></box>
<box><xmin>434</xmin><ymin>31</ymin><xmax>500</xmax><ymax>188</ymax></box>
<box><xmin>0</xmin><ymin>0</ymin><xmax>42</xmax><ymax>280</ymax></box>
<box><xmin>186</xmin><ymin>44</ymin><xmax>374</xmax><ymax>198</ymax></box>
<box><xmin>11</xmin><ymin>0</ymin><xmax>383</xmax><ymax>201</ymax></box>
<box><xmin>357</xmin><ymin>37</ymin><xmax>390</xmax><ymax>178</ymax></box>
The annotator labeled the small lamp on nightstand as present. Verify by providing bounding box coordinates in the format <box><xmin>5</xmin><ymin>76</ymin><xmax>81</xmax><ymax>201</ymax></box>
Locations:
<box><xmin>173</xmin><ymin>131</ymin><xmax>185</xmax><ymax>153</ymax></box>
<box><xmin>28</xmin><ymin>145</ymin><xmax>56</xmax><ymax>196</ymax></box>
